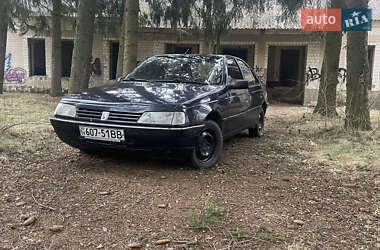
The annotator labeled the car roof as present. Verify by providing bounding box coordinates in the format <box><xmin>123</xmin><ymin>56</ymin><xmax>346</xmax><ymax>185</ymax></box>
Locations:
<box><xmin>155</xmin><ymin>54</ymin><xmax>226</xmax><ymax>59</ymax></box>
<box><xmin>154</xmin><ymin>54</ymin><xmax>247</xmax><ymax>62</ymax></box>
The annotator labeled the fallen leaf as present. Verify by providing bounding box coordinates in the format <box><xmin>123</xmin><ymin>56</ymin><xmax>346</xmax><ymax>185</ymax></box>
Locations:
<box><xmin>23</xmin><ymin>216</ymin><xmax>37</xmax><ymax>226</ymax></box>
<box><xmin>16</xmin><ymin>202</ymin><xmax>26</xmax><ymax>207</ymax></box>
<box><xmin>156</xmin><ymin>239</ymin><xmax>171</xmax><ymax>245</ymax></box>
<box><xmin>293</xmin><ymin>220</ymin><xmax>305</xmax><ymax>225</ymax></box>
<box><xmin>158</xmin><ymin>204</ymin><xmax>167</xmax><ymax>208</ymax></box>
<box><xmin>99</xmin><ymin>192</ymin><xmax>110</xmax><ymax>195</ymax></box>
<box><xmin>128</xmin><ymin>242</ymin><xmax>142</xmax><ymax>248</ymax></box>
<box><xmin>359</xmin><ymin>208</ymin><xmax>369</xmax><ymax>213</ymax></box>
<box><xmin>49</xmin><ymin>225</ymin><xmax>64</xmax><ymax>232</ymax></box>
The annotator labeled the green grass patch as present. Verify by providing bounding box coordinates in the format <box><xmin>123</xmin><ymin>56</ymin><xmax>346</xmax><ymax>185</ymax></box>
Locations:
<box><xmin>187</xmin><ymin>199</ymin><xmax>225</xmax><ymax>229</ymax></box>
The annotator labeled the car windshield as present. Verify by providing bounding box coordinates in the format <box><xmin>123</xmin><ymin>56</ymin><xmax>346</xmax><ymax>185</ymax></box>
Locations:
<box><xmin>125</xmin><ymin>55</ymin><xmax>224</xmax><ymax>85</ymax></box>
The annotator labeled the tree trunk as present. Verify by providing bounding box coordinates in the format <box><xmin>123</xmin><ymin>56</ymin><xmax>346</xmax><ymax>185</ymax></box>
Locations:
<box><xmin>345</xmin><ymin>30</ymin><xmax>371</xmax><ymax>130</ymax></box>
<box><xmin>69</xmin><ymin>0</ymin><xmax>96</xmax><ymax>94</ymax></box>
<box><xmin>116</xmin><ymin>14</ymin><xmax>125</xmax><ymax>79</ymax></box>
<box><xmin>344</xmin><ymin>0</ymin><xmax>371</xmax><ymax>130</ymax></box>
<box><xmin>122</xmin><ymin>0</ymin><xmax>139</xmax><ymax>75</ymax></box>
<box><xmin>313</xmin><ymin>31</ymin><xmax>342</xmax><ymax>116</ymax></box>
<box><xmin>0</xmin><ymin>1</ymin><xmax>9</xmax><ymax>95</ymax></box>
<box><xmin>80</xmin><ymin>20</ymin><xmax>95</xmax><ymax>91</ymax></box>
<box><xmin>50</xmin><ymin>0</ymin><xmax>63</xmax><ymax>97</ymax></box>
<box><xmin>313</xmin><ymin>0</ymin><xmax>345</xmax><ymax>116</ymax></box>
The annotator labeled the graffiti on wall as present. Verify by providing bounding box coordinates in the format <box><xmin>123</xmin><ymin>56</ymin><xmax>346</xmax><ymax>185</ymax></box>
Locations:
<box><xmin>4</xmin><ymin>53</ymin><xmax>27</xmax><ymax>83</ymax></box>
<box><xmin>306</xmin><ymin>67</ymin><xmax>321</xmax><ymax>83</ymax></box>
<box><xmin>306</xmin><ymin>66</ymin><xmax>347</xmax><ymax>86</ymax></box>
<box><xmin>5</xmin><ymin>53</ymin><xmax>12</xmax><ymax>73</ymax></box>
<box><xmin>5</xmin><ymin>68</ymin><xmax>27</xmax><ymax>83</ymax></box>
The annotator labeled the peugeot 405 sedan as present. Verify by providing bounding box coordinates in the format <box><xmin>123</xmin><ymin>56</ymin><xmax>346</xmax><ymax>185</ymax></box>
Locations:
<box><xmin>51</xmin><ymin>54</ymin><xmax>268</xmax><ymax>169</ymax></box>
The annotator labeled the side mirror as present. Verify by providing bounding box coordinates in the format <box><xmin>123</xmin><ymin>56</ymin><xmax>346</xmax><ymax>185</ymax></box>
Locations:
<box><xmin>229</xmin><ymin>80</ymin><xmax>248</xmax><ymax>90</ymax></box>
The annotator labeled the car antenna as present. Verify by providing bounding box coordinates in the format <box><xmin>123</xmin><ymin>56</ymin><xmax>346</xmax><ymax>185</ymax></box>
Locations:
<box><xmin>184</xmin><ymin>48</ymin><xmax>191</xmax><ymax>55</ymax></box>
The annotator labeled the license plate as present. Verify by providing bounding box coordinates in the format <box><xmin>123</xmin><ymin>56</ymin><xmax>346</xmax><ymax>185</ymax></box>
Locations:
<box><xmin>79</xmin><ymin>126</ymin><xmax>125</xmax><ymax>142</ymax></box>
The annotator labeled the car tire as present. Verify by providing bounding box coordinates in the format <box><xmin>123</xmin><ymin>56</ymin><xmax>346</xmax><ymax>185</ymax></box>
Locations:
<box><xmin>249</xmin><ymin>112</ymin><xmax>265</xmax><ymax>137</ymax></box>
<box><xmin>190</xmin><ymin>120</ymin><xmax>223</xmax><ymax>169</ymax></box>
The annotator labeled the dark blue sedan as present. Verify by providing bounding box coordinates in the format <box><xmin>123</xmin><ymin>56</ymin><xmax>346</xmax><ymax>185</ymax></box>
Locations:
<box><xmin>51</xmin><ymin>54</ymin><xmax>267</xmax><ymax>169</ymax></box>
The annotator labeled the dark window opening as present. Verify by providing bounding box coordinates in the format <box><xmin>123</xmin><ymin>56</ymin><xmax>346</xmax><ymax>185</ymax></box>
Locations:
<box><xmin>165</xmin><ymin>44</ymin><xmax>200</xmax><ymax>54</ymax></box>
<box><xmin>110</xmin><ymin>42</ymin><xmax>119</xmax><ymax>80</ymax></box>
<box><xmin>222</xmin><ymin>48</ymin><xmax>248</xmax><ymax>63</ymax></box>
<box><xmin>280</xmin><ymin>49</ymin><xmax>300</xmax><ymax>86</ymax></box>
<box><xmin>62</xmin><ymin>40</ymin><xmax>74</xmax><ymax>77</ymax></box>
<box><xmin>368</xmin><ymin>45</ymin><xmax>375</xmax><ymax>90</ymax></box>
<box><xmin>28</xmin><ymin>39</ymin><xmax>46</xmax><ymax>76</ymax></box>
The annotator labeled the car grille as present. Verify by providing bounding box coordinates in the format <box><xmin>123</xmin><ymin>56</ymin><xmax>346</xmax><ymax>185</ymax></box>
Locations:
<box><xmin>76</xmin><ymin>108</ymin><xmax>142</xmax><ymax>123</ymax></box>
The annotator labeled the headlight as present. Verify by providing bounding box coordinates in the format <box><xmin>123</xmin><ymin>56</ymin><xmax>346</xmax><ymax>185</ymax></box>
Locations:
<box><xmin>137</xmin><ymin>112</ymin><xmax>186</xmax><ymax>125</ymax></box>
<box><xmin>54</xmin><ymin>103</ymin><xmax>76</xmax><ymax>117</ymax></box>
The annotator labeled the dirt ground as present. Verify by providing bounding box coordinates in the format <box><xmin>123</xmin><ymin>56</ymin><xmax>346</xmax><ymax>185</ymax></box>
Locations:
<box><xmin>0</xmin><ymin>93</ymin><xmax>379</xmax><ymax>250</ymax></box>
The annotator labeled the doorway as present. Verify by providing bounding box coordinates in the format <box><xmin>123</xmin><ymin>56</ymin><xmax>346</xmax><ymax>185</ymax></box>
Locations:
<box><xmin>61</xmin><ymin>40</ymin><xmax>74</xmax><ymax>77</ymax></box>
<box><xmin>109</xmin><ymin>42</ymin><xmax>119</xmax><ymax>80</ymax></box>
<box><xmin>368</xmin><ymin>45</ymin><xmax>375</xmax><ymax>90</ymax></box>
<box><xmin>266</xmin><ymin>45</ymin><xmax>307</xmax><ymax>104</ymax></box>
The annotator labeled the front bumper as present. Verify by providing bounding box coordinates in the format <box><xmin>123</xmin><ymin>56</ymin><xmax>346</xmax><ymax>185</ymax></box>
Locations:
<box><xmin>50</xmin><ymin>117</ymin><xmax>204</xmax><ymax>155</ymax></box>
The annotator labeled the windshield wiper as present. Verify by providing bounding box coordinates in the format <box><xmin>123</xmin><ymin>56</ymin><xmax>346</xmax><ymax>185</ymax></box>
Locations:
<box><xmin>121</xmin><ymin>77</ymin><xmax>149</xmax><ymax>82</ymax></box>
<box><xmin>153</xmin><ymin>79</ymin><xmax>208</xmax><ymax>85</ymax></box>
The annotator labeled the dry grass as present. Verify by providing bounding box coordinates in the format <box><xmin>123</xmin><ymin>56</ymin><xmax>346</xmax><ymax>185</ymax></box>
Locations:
<box><xmin>268</xmin><ymin>104</ymin><xmax>380</xmax><ymax>174</ymax></box>
<box><xmin>0</xmin><ymin>93</ymin><xmax>60</xmax><ymax>158</ymax></box>
<box><xmin>287</xmin><ymin>241</ymin><xmax>309</xmax><ymax>250</ymax></box>
<box><xmin>1</xmin><ymin>93</ymin><xmax>379</xmax><ymax>174</ymax></box>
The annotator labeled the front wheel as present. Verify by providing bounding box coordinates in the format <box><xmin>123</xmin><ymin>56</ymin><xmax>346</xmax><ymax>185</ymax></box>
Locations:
<box><xmin>249</xmin><ymin>112</ymin><xmax>265</xmax><ymax>137</ymax></box>
<box><xmin>190</xmin><ymin>120</ymin><xmax>223</xmax><ymax>169</ymax></box>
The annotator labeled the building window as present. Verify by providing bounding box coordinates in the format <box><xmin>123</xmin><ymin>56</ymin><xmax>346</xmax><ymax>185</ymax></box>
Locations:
<box><xmin>222</xmin><ymin>47</ymin><xmax>249</xmax><ymax>63</ymax></box>
<box><xmin>221</xmin><ymin>45</ymin><xmax>255</xmax><ymax>67</ymax></box>
<box><xmin>165</xmin><ymin>44</ymin><xmax>200</xmax><ymax>54</ymax></box>
<box><xmin>28</xmin><ymin>39</ymin><xmax>46</xmax><ymax>76</ymax></box>
<box><xmin>62</xmin><ymin>40</ymin><xmax>74</xmax><ymax>77</ymax></box>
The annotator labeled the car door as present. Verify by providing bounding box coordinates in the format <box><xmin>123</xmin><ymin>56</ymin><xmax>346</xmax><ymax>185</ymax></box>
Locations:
<box><xmin>236</xmin><ymin>59</ymin><xmax>261</xmax><ymax>125</ymax></box>
<box><xmin>221</xmin><ymin>57</ymin><xmax>250</xmax><ymax>135</ymax></box>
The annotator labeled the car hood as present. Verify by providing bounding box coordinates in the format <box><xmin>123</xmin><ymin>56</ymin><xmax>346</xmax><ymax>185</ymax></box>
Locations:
<box><xmin>63</xmin><ymin>81</ymin><xmax>221</xmax><ymax>106</ymax></box>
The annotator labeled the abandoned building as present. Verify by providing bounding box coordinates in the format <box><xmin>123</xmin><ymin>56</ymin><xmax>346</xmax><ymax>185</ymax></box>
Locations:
<box><xmin>3</xmin><ymin>1</ymin><xmax>380</xmax><ymax>107</ymax></box>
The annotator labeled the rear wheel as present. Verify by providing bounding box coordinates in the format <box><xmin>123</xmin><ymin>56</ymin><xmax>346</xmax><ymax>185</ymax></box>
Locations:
<box><xmin>190</xmin><ymin>120</ymin><xmax>223</xmax><ymax>169</ymax></box>
<box><xmin>249</xmin><ymin>112</ymin><xmax>265</xmax><ymax>137</ymax></box>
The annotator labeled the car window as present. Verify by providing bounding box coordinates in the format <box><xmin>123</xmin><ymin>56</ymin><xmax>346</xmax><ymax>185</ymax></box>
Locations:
<box><xmin>236</xmin><ymin>59</ymin><xmax>255</xmax><ymax>85</ymax></box>
<box><xmin>227</xmin><ymin>58</ymin><xmax>243</xmax><ymax>85</ymax></box>
<box><xmin>126</xmin><ymin>55</ymin><xmax>225</xmax><ymax>85</ymax></box>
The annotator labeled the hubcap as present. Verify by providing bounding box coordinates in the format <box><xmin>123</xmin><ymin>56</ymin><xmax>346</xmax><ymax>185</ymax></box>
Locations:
<box><xmin>197</xmin><ymin>131</ymin><xmax>216</xmax><ymax>161</ymax></box>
